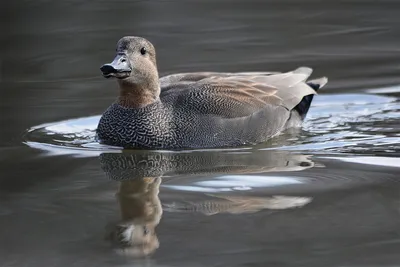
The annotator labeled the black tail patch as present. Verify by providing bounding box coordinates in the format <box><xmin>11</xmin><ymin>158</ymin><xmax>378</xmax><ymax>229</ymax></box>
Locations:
<box><xmin>293</xmin><ymin>82</ymin><xmax>321</xmax><ymax>119</ymax></box>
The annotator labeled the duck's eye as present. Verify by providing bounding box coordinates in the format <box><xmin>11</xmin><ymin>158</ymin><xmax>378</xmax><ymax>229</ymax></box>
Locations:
<box><xmin>140</xmin><ymin>47</ymin><xmax>147</xmax><ymax>55</ymax></box>
<box><xmin>143</xmin><ymin>226</ymin><xmax>149</xmax><ymax>235</ymax></box>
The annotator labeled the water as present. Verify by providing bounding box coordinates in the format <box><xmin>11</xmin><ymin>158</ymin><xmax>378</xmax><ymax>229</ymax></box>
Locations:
<box><xmin>1</xmin><ymin>0</ymin><xmax>400</xmax><ymax>266</ymax></box>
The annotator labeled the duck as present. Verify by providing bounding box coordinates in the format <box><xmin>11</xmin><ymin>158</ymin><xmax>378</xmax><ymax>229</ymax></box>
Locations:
<box><xmin>97</xmin><ymin>36</ymin><xmax>328</xmax><ymax>149</ymax></box>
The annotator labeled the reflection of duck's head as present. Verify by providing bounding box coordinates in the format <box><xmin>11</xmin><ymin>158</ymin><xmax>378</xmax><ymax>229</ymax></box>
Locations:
<box><xmin>105</xmin><ymin>175</ymin><xmax>162</xmax><ymax>257</ymax></box>
<box><xmin>99</xmin><ymin>152</ymin><xmax>162</xmax><ymax>257</ymax></box>
<box><xmin>110</xmin><ymin>223</ymin><xmax>158</xmax><ymax>257</ymax></box>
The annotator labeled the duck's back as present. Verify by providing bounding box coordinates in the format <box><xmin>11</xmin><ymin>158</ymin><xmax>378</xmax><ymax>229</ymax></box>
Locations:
<box><xmin>97</xmin><ymin>67</ymin><xmax>327</xmax><ymax>149</ymax></box>
<box><xmin>160</xmin><ymin>67</ymin><xmax>323</xmax><ymax>117</ymax></box>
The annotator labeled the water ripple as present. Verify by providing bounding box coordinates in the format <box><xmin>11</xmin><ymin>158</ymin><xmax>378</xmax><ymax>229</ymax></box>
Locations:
<box><xmin>23</xmin><ymin>90</ymin><xmax>400</xmax><ymax>159</ymax></box>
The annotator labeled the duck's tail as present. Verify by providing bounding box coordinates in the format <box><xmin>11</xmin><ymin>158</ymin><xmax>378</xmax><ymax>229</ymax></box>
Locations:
<box><xmin>294</xmin><ymin>76</ymin><xmax>328</xmax><ymax>119</ymax></box>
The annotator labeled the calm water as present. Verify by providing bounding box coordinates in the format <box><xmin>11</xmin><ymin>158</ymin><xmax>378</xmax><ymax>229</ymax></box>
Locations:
<box><xmin>2</xmin><ymin>0</ymin><xmax>400</xmax><ymax>266</ymax></box>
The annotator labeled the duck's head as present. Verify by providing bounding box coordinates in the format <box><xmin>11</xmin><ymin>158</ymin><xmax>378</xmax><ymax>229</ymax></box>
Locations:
<box><xmin>100</xmin><ymin>36</ymin><xmax>158</xmax><ymax>83</ymax></box>
<box><xmin>100</xmin><ymin>36</ymin><xmax>160</xmax><ymax>107</ymax></box>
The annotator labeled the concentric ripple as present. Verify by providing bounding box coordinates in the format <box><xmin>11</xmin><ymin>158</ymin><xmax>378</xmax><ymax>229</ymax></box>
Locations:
<box><xmin>23</xmin><ymin>89</ymin><xmax>400</xmax><ymax>157</ymax></box>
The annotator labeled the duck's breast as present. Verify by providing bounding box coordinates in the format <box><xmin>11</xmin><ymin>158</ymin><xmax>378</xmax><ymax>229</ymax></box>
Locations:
<box><xmin>97</xmin><ymin>103</ymin><xmax>176</xmax><ymax>148</ymax></box>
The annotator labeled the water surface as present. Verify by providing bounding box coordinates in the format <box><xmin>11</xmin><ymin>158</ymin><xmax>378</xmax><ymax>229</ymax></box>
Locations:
<box><xmin>1</xmin><ymin>0</ymin><xmax>400</xmax><ymax>266</ymax></box>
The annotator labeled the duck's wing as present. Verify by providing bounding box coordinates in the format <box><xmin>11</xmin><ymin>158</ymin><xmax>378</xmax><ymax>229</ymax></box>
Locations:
<box><xmin>160</xmin><ymin>67</ymin><xmax>325</xmax><ymax>118</ymax></box>
<box><xmin>159</xmin><ymin>71</ymin><xmax>280</xmax><ymax>87</ymax></box>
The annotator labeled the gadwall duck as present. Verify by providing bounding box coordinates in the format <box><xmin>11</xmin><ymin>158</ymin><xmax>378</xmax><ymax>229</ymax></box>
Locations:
<box><xmin>98</xmin><ymin>36</ymin><xmax>328</xmax><ymax>149</ymax></box>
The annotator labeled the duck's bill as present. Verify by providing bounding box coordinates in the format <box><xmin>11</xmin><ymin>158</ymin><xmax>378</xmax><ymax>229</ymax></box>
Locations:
<box><xmin>100</xmin><ymin>55</ymin><xmax>132</xmax><ymax>79</ymax></box>
<box><xmin>102</xmin><ymin>71</ymin><xmax>131</xmax><ymax>79</ymax></box>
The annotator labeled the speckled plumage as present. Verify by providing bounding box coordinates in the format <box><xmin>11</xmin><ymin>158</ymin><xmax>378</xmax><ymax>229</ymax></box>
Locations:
<box><xmin>97</xmin><ymin>36</ymin><xmax>328</xmax><ymax>149</ymax></box>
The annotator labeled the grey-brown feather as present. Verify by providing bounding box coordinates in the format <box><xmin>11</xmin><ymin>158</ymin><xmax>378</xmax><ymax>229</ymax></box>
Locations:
<box><xmin>97</xmin><ymin>67</ymin><xmax>326</xmax><ymax>149</ymax></box>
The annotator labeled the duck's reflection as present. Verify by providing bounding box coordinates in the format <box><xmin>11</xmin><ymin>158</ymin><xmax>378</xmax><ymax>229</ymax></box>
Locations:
<box><xmin>100</xmin><ymin>149</ymin><xmax>315</xmax><ymax>257</ymax></box>
<box><xmin>105</xmin><ymin>177</ymin><xmax>162</xmax><ymax>257</ymax></box>
<box><xmin>163</xmin><ymin>194</ymin><xmax>312</xmax><ymax>216</ymax></box>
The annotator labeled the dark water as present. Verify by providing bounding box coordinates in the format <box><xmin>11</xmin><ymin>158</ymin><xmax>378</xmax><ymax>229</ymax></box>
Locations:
<box><xmin>2</xmin><ymin>0</ymin><xmax>400</xmax><ymax>266</ymax></box>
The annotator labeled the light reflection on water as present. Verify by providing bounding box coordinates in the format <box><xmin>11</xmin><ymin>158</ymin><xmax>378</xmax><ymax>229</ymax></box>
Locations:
<box><xmin>162</xmin><ymin>175</ymin><xmax>305</xmax><ymax>192</ymax></box>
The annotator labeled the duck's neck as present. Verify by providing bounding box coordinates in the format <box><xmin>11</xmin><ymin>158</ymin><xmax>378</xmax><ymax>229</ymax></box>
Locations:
<box><xmin>117</xmin><ymin>79</ymin><xmax>160</xmax><ymax>109</ymax></box>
